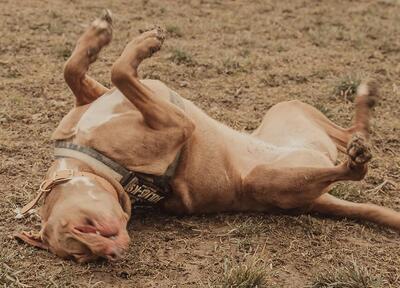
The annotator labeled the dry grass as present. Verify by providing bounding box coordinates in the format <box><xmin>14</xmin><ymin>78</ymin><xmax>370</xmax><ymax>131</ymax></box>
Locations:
<box><xmin>1</xmin><ymin>0</ymin><xmax>400</xmax><ymax>287</ymax></box>
<box><xmin>333</xmin><ymin>75</ymin><xmax>362</xmax><ymax>102</ymax></box>
<box><xmin>168</xmin><ymin>48</ymin><xmax>195</xmax><ymax>66</ymax></box>
<box><xmin>310</xmin><ymin>260</ymin><xmax>383</xmax><ymax>288</ymax></box>
<box><xmin>221</xmin><ymin>256</ymin><xmax>269</xmax><ymax>288</ymax></box>
<box><xmin>166</xmin><ymin>24</ymin><xmax>183</xmax><ymax>38</ymax></box>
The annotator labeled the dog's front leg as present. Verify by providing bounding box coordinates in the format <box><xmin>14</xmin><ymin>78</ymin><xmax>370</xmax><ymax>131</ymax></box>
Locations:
<box><xmin>111</xmin><ymin>29</ymin><xmax>194</xmax><ymax>133</ymax></box>
<box><xmin>64</xmin><ymin>10</ymin><xmax>112</xmax><ymax>106</ymax></box>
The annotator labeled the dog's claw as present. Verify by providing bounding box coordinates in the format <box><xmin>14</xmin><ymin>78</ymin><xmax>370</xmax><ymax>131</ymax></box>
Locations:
<box><xmin>102</xmin><ymin>9</ymin><xmax>113</xmax><ymax>25</ymax></box>
<box><xmin>155</xmin><ymin>27</ymin><xmax>166</xmax><ymax>43</ymax></box>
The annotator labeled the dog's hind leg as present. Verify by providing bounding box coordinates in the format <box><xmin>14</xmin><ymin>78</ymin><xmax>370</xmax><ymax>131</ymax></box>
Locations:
<box><xmin>64</xmin><ymin>10</ymin><xmax>112</xmax><ymax>106</ymax></box>
<box><xmin>297</xmin><ymin>79</ymin><xmax>378</xmax><ymax>153</ymax></box>
<box><xmin>111</xmin><ymin>28</ymin><xmax>195</xmax><ymax>133</ymax></box>
<box><xmin>253</xmin><ymin>80</ymin><xmax>377</xmax><ymax>155</ymax></box>
<box><xmin>243</xmin><ymin>134</ymin><xmax>372</xmax><ymax>210</ymax></box>
<box><xmin>310</xmin><ymin>193</ymin><xmax>400</xmax><ymax>231</ymax></box>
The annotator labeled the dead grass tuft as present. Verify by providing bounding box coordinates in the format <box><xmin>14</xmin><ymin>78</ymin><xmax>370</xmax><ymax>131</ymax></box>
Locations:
<box><xmin>166</xmin><ymin>25</ymin><xmax>183</xmax><ymax>37</ymax></box>
<box><xmin>218</xmin><ymin>57</ymin><xmax>247</xmax><ymax>75</ymax></box>
<box><xmin>329</xmin><ymin>183</ymin><xmax>362</xmax><ymax>202</ymax></box>
<box><xmin>0</xmin><ymin>247</ymin><xmax>29</xmax><ymax>288</ymax></box>
<box><xmin>333</xmin><ymin>75</ymin><xmax>362</xmax><ymax>102</ymax></box>
<box><xmin>310</xmin><ymin>260</ymin><xmax>382</xmax><ymax>288</ymax></box>
<box><xmin>56</xmin><ymin>46</ymin><xmax>73</xmax><ymax>60</ymax></box>
<box><xmin>229</xmin><ymin>217</ymin><xmax>267</xmax><ymax>238</ymax></box>
<box><xmin>168</xmin><ymin>48</ymin><xmax>195</xmax><ymax>65</ymax></box>
<box><xmin>221</xmin><ymin>256</ymin><xmax>268</xmax><ymax>288</ymax></box>
<box><xmin>314</xmin><ymin>102</ymin><xmax>333</xmax><ymax>119</ymax></box>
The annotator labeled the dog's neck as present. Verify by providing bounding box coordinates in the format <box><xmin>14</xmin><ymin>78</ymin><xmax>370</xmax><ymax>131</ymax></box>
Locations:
<box><xmin>46</xmin><ymin>158</ymin><xmax>121</xmax><ymax>205</ymax></box>
<box><xmin>41</xmin><ymin>158</ymin><xmax>108</xmax><ymax>221</ymax></box>
<box><xmin>47</xmin><ymin>157</ymin><xmax>132</xmax><ymax>218</ymax></box>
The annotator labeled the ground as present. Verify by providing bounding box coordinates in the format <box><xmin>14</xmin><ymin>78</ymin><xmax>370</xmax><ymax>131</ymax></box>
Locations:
<box><xmin>1</xmin><ymin>0</ymin><xmax>400</xmax><ymax>287</ymax></box>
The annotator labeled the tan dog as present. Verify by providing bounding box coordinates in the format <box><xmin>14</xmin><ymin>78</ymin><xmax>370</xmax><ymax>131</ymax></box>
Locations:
<box><xmin>16</xmin><ymin>12</ymin><xmax>400</xmax><ymax>263</ymax></box>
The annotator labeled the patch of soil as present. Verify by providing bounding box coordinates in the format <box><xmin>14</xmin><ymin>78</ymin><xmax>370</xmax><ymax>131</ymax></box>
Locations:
<box><xmin>1</xmin><ymin>0</ymin><xmax>399</xmax><ymax>287</ymax></box>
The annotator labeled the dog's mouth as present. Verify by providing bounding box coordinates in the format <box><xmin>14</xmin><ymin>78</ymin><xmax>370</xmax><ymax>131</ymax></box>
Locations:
<box><xmin>66</xmin><ymin>218</ymin><xmax>129</xmax><ymax>262</ymax></box>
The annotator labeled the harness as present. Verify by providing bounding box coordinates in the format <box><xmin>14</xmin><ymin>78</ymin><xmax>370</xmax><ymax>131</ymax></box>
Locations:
<box><xmin>53</xmin><ymin>139</ymin><xmax>181</xmax><ymax>203</ymax></box>
<box><xmin>19</xmin><ymin>90</ymin><xmax>185</xmax><ymax>216</ymax></box>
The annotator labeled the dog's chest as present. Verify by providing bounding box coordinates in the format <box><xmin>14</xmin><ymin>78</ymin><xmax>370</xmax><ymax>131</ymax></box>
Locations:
<box><xmin>53</xmin><ymin>89</ymin><xmax>184</xmax><ymax>175</ymax></box>
<box><xmin>75</xmin><ymin>89</ymin><xmax>132</xmax><ymax>134</ymax></box>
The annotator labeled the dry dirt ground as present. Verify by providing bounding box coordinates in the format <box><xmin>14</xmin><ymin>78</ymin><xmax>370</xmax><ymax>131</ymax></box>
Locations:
<box><xmin>1</xmin><ymin>0</ymin><xmax>400</xmax><ymax>287</ymax></box>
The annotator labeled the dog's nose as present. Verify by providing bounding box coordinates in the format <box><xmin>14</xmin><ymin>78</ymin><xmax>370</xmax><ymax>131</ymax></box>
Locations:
<box><xmin>104</xmin><ymin>245</ymin><xmax>124</xmax><ymax>261</ymax></box>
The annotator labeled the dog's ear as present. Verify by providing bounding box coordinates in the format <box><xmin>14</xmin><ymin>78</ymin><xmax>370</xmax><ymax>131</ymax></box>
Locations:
<box><xmin>14</xmin><ymin>231</ymin><xmax>49</xmax><ymax>250</ymax></box>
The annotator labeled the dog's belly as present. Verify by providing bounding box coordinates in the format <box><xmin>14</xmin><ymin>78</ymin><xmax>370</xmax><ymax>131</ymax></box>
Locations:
<box><xmin>253</xmin><ymin>100</ymin><xmax>338</xmax><ymax>162</ymax></box>
<box><xmin>243</xmin><ymin>135</ymin><xmax>334</xmax><ymax>169</ymax></box>
<box><xmin>75</xmin><ymin>89</ymin><xmax>132</xmax><ymax>134</ymax></box>
<box><xmin>75</xmin><ymin>79</ymin><xmax>171</xmax><ymax>135</ymax></box>
<box><xmin>163</xmin><ymin>102</ymin><xmax>335</xmax><ymax>214</ymax></box>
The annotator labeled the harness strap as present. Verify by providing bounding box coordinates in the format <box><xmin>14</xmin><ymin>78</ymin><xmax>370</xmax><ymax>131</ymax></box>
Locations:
<box><xmin>54</xmin><ymin>140</ymin><xmax>180</xmax><ymax>203</ymax></box>
<box><xmin>54</xmin><ymin>142</ymin><xmax>129</xmax><ymax>184</ymax></box>
<box><xmin>20</xmin><ymin>170</ymin><xmax>74</xmax><ymax>215</ymax></box>
<box><xmin>20</xmin><ymin>89</ymin><xmax>185</xmax><ymax>214</ymax></box>
<box><xmin>20</xmin><ymin>170</ymin><xmax>117</xmax><ymax>215</ymax></box>
<box><xmin>52</xmin><ymin>89</ymin><xmax>185</xmax><ymax>203</ymax></box>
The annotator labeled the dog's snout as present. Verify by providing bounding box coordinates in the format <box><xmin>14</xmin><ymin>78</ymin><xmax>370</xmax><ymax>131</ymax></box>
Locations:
<box><xmin>105</xmin><ymin>246</ymin><xmax>123</xmax><ymax>261</ymax></box>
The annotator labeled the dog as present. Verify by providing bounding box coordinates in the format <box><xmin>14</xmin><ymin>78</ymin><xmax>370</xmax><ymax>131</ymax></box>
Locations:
<box><xmin>16</xmin><ymin>11</ymin><xmax>400</xmax><ymax>263</ymax></box>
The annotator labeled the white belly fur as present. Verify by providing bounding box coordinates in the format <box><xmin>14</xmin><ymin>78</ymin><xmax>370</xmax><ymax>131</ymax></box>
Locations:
<box><xmin>76</xmin><ymin>89</ymin><xmax>128</xmax><ymax>134</ymax></box>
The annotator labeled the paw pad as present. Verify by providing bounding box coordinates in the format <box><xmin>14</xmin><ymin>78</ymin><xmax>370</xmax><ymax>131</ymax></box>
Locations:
<box><xmin>138</xmin><ymin>26</ymin><xmax>166</xmax><ymax>44</ymax></box>
<box><xmin>347</xmin><ymin>133</ymin><xmax>372</xmax><ymax>167</ymax></box>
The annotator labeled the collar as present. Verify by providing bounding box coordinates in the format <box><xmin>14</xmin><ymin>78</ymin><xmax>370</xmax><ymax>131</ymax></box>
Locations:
<box><xmin>53</xmin><ymin>140</ymin><xmax>180</xmax><ymax>204</ymax></box>
<box><xmin>19</xmin><ymin>169</ymin><xmax>118</xmax><ymax>216</ymax></box>
<box><xmin>20</xmin><ymin>89</ymin><xmax>184</xmax><ymax>215</ymax></box>
<box><xmin>54</xmin><ymin>88</ymin><xmax>184</xmax><ymax>204</ymax></box>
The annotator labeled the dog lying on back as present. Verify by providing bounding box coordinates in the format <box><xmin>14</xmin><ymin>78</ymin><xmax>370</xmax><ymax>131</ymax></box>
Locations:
<box><xmin>16</xmin><ymin>11</ymin><xmax>400</xmax><ymax>262</ymax></box>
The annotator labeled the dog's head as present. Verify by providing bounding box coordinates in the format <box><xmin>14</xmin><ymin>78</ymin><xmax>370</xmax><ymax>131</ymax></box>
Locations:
<box><xmin>16</xmin><ymin>160</ymin><xmax>131</xmax><ymax>263</ymax></box>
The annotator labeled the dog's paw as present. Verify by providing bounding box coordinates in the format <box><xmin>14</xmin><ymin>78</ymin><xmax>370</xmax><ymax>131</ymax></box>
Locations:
<box><xmin>347</xmin><ymin>133</ymin><xmax>372</xmax><ymax>168</ymax></box>
<box><xmin>154</xmin><ymin>26</ymin><xmax>166</xmax><ymax>44</ymax></box>
<box><xmin>130</xmin><ymin>27</ymin><xmax>166</xmax><ymax>59</ymax></box>
<box><xmin>138</xmin><ymin>26</ymin><xmax>166</xmax><ymax>44</ymax></box>
<box><xmin>78</xmin><ymin>10</ymin><xmax>113</xmax><ymax>62</ymax></box>
<box><xmin>89</xmin><ymin>10</ymin><xmax>113</xmax><ymax>44</ymax></box>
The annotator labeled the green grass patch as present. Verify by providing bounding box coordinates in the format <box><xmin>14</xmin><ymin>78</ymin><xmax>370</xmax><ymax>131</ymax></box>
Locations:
<box><xmin>168</xmin><ymin>48</ymin><xmax>195</xmax><ymax>65</ymax></box>
<box><xmin>333</xmin><ymin>75</ymin><xmax>361</xmax><ymax>102</ymax></box>
<box><xmin>166</xmin><ymin>25</ymin><xmax>183</xmax><ymax>37</ymax></box>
